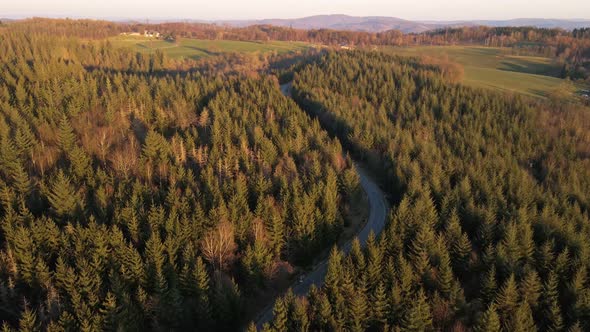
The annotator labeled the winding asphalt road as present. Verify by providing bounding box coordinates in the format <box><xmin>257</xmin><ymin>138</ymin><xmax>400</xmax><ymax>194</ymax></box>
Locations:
<box><xmin>253</xmin><ymin>83</ymin><xmax>390</xmax><ymax>329</ymax></box>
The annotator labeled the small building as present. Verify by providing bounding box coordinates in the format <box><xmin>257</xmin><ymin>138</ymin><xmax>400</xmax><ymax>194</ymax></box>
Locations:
<box><xmin>144</xmin><ymin>30</ymin><xmax>160</xmax><ymax>38</ymax></box>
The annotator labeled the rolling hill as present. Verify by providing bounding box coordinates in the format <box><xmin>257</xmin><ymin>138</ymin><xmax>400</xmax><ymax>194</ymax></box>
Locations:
<box><xmin>219</xmin><ymin>15</ymin><xmax>435</xmax><ymax>33</ymax></box>
<box><xmin>216</xmin><ymin>14</ymin><xmax>590</xmax><ymax>33</ymax></box>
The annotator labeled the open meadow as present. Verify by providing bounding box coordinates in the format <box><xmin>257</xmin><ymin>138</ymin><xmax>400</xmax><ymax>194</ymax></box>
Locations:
<box><xmin>380</xmin><ymin>46</ymin><xmax>581</xmax><ymax>98</ymax></box>
<box><xmin>109</xmin><ymin>35</ymin><xmax>312</xmax><ymax>60</ymax></box>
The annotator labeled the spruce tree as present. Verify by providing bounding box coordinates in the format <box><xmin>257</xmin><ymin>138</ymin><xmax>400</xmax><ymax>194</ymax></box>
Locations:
<box><xmin>321</xmin><ymin>168</ymin><xmax>339</xmax><ymax>228</ymax></box>
<box><xmin>69</xmin><ymin>147</ymin><xmax>91</xmax><ymax>179</ymax></box>
<box><xmin>543</xmin><ymin>272</ymin><xmax>564</xmax><ymax>332</ymax></box>
<box><xmin>499</xmin><ymin>222</ymin><xmax>521</xmax><ymax>273</ymax></box>
<box><xmin>57</xmin><ymin>114</ymin><xmax>76</xmax><ymax>154</ymax></box>
<box><xmin>474</xmin><ymin>304</ymin><xmax>501</xmax><ymax>332</ymax></box>
<box><xmin>194</xmin><ymin>257</ymin><xmax>211</xmax><ymax>328</ymax></box>
<box><xmin>437</xmin><ymin>250</ymin><xmax>454</xmax><ymax>298</ymax></box>
<box><xmin>99</xmin><ymin>291</ymin><xmax>118</xmax><ymax>332</ymax></box>
<box><xmin>349</xmin><ymin>238</ymin><xmax>366</xmax><ymax>271</ymax></box>
<box><xmin>401</xmin><ymin>289</ymin><xmax>432</xmax><ymax>332</ymax></box>
<box><xmin>14</xmin><ymin>126</ymin><xmax>36</xmax><ymax>158</ymax></box>
<box><xmin>495</xmin><ymin>274</ymin><xmax>519</xmax><ymax>317</ymax></box>
<box><xmin>11</xmin><ymin>163</ymin><xmax>30</xmax><ymax>199</ymax></box>
<box><xmin>272</xmin><ymin>297</ymin><xmax>288</xmax><ymax>332</ymax></box>
<box><xmin>246</xmin><ymin>322</ymin><xmax>257</xmax><ymax>332</ymax></box>
<box><xmin>266</xmin><ymin>211</ymin><xmax>284</xmax><ymax>259</ymax></box>
<box><xmin>46</xmin><ymin>170</ymin><xmax>79</xmax><ymax>218</ymax></box>
<box><xmin>365</xmin><ymin>232</ymin><xmax>382</xmax><ymax>289</ymax></box>
<box><xmin>509</xmin><ymin>301</ymin><xmax>536</xmax><ymax>332</ymax></box>
<box><xmin>325</xmin><ymin>247</ymin><xmax>344</xmax><ymax>306</ymax></box>
<box><xmin>18</xmin><ymin>306</ymin><xmax>39</xmax><ymax>332</ymax></box>
<box><xmin>451</xmin><ymin>232</ymin><xmax>472</xmax><ymax>275</ymax></box>
<box><xmin>371</xmin><ymin>282</ymin><xmax>389</xmax><ymax>328</ymax></box>
<box><xmin>316</xmin><ymin>292</ymin><xmax>334</xmax><ymax>331</ymax></box>
<box><xmin>347</xmin><ymin>287</ymin><xmax>368</xmax><ymax>332</ymax></box>
<box><xmin>481</xmin><ymin>265</ymin><xmax>498</xmax><ymax>305</ymax></box>
<box><xmin>520</xmin><ymin>270</ymin><xmax>542</xmax><ymax>311</ymax></box>
<box><xmin>291</xmin><ymin>299</ymin><xmax>309</xmax><ymax>332</ymax></box>
<box><xmin>13</xmin><ymin>226</ymin><xmax>35</xmax><ymax>284</ymax></box>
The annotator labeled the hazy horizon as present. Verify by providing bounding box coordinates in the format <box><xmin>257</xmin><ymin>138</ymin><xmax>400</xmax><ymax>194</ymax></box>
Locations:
<box><xmin>3</xmin><ymin>14</ymin><xmax>590</xmax><ymax>23</ymax></box>
<box><xmin>3</xmin><ymin>0</ymin><xmax>590</xmax><ymax>21</ymax></box>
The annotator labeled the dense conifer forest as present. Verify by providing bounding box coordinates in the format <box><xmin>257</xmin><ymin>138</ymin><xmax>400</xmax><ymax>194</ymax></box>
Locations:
<box><xmin>260</xmin><ymin>51</ymin><xmax>590</xmax><ymax>331</ymax></box>
<box><xmin>0</xmin><ymin>28</ymin><xmax>361</xmax><ymax>330</ymax></box>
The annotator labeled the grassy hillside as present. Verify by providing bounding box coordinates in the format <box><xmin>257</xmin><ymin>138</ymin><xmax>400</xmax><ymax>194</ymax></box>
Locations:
<box><xmin>109</xmin><ymin>35</ymin><xmax>311</xmax><ymax>60</ymax></box>
<box><xmin>380</xmin><ymin>46</ymin><xmax>576</xmax><ymax>98</ymax></box>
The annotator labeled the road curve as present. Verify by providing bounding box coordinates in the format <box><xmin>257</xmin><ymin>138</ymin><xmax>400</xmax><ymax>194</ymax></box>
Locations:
<box><xmin>253</xmin><ymin>84</ymin><xmax>390</xmax><ymax>329</ymax></box>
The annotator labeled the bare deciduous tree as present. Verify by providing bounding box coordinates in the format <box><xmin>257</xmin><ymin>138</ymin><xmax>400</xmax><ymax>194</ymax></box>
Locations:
<box><xmin>201</xmin><ymin>221</ymin><xmax>237</xmax><ymax>271</ymax></box>
<box><xmin>109</xmin><ymin>136</ymin><xmax>139</xmax><ymax>178</ymax></box>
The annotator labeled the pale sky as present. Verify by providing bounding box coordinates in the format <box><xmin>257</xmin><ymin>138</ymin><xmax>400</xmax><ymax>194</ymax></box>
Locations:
<box><xmin>2</xmin><ymin>0</ymin><xmax>589</xmax><ymax>21</ymax></box>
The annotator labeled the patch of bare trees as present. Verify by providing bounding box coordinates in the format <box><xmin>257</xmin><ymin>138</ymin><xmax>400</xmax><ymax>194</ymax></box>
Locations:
<box><xmin>201</xmin><ymin>221</ymin><xmax>237</xmax><ymax>271</ymax></box>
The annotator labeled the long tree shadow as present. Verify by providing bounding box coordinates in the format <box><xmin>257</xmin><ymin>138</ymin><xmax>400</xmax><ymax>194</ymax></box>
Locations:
<box><xmin>499</xmin><ymin>60</ymin><xmax>562</xmax><ymax>77</ymax></box>
<box><xmin>183</xmin><ymin>45</ymin><xmax>221</xmax><ymax>57</ymax></box>
<box><xmin>290</xmin><ymin>86</ymin><xmax>401</xmax><ymax>201</ymax></box>
<box><xmin>83</xmin><ymin>64</ymin><xmax>201</xmax><ymax>77</ymax></box>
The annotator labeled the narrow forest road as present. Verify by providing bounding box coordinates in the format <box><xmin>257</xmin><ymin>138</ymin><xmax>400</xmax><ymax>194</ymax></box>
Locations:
<box><xmin>253</xmin><ymin>83</ymin><xmax>390</xmax><ymax>329</ymax></box>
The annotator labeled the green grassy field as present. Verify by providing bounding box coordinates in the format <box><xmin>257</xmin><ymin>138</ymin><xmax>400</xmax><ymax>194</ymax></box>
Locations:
<box><xmin>110</xmin><ymin>36</ymin><xmax>311</xmax><ymax>60</ymax></box>
<box><xmin>380</xmin><ymin>46</ymin><xmax>575</xmax><ymax>98</ymax></box>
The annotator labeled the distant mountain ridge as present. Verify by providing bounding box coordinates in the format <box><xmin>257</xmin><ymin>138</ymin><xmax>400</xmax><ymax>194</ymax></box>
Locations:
<box><xmin>214</xmin><ymin>14</ymin><xmax>590</xmax><ymax>33</ymax></box>
<box><xmin>217</xmin><ymin>15</ymin><xmax>435</xmax><ymax>33</ymax></box>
